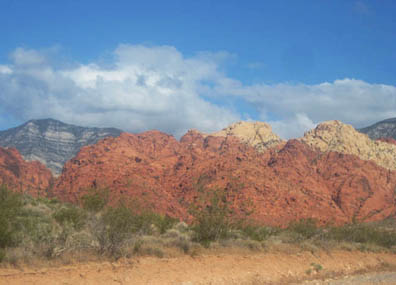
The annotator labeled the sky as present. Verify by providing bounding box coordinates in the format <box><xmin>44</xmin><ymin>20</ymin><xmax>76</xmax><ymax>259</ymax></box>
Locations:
<box><xmin>0</xmin><ymin>0</ymin><xmax>396</xmax><ymax>138</ymax></box>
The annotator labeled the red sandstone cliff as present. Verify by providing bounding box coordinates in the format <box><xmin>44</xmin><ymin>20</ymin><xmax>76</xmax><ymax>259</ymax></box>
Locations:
<box><xmin>0</xmin><ymin>146</ymin><xmax>53</xmax><ymax>196</ymax></box>
<box><xmin>53</xmin><ymin>130</ymin><xmax>396</xmax><ymax>226</ymax></box>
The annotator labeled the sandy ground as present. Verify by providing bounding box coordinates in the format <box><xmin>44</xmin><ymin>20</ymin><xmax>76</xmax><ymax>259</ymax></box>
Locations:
<box><xmin>300</xmin><ymin>272</ymin><xmax>396</xmax><ymax>284</ymax></box>
<box><xmin>0</xmin><ymin>250</ymin><xmax>395</xmax><ymax>285</ymax></box>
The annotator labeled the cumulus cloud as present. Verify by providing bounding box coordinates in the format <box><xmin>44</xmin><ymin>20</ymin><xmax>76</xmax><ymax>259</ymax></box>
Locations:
<box><xmin>11</xmin><ymin>48</ymin><xmax>46</xmax><ymax>66</ymax></box>
<box><xmin>215</xmin><ymin>78</ymin><xmax>396</xmax><ymax>138</ymax></box>
<box><xmin>0</xmin><ymin>45</ymin><xmax>239</xmax><ymax>138</ymax></box>
<box><xmin>0</xmin><ymin>65</ymin><xmax>12</xmax><ymax>74</ymax></box>
<box><xmin>1</xmin><ymin>44</ymin><xmax>395</xmax><ymax>139</ymax></box>
<box><xmin>269</xmin><ymin>113</ymin><xmax>316</xmax><ymax>139</ymax></box>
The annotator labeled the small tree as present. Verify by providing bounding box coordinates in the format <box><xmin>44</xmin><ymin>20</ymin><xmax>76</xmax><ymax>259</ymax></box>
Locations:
<box><xmin>81</xmin><ymin>187</ymin><xmax>109</xmax><ymax>213</ymax></box>
<box><xmin>189</xmin><ymin>187</ymin><xmax>238</xmax><ymax>247</ymax></box>
<box><xmin>96</xmin><ymin>204</ymin><xmax>140</xmax><ymax>257</ymax></box>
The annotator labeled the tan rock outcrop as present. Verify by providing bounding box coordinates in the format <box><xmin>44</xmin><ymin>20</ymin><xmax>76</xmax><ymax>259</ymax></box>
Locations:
<box><xmin>210</xmin><ymin>121</ymin><xmax>284</xmax><ymax>151</ymax></box>
<box><xmin>300</xmin><ymin>120</ymin><xmax>396</xmax><ymax>170</ymax></box>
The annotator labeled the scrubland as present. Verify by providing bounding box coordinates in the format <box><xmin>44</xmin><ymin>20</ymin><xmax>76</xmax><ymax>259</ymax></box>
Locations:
<box><xmin>1</xmin><ymin>184</ymin><xmax>396</xmax><ymax>269</ymax></box>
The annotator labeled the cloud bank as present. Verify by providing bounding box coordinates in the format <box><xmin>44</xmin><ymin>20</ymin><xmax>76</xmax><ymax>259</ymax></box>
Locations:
<box><xmin>0</xmin><ymin>45</ymin><xmax>239</xmax><ymax>138</ymax></box>
<box><xmin>1</xmin><ymin>44</ymin><xmax>395</xmax><ymax>139</ymax></box>
<box><xmin>216</xmin><ymin>78</ymin><xmax>396</xmax><ymax>138</ymax></box>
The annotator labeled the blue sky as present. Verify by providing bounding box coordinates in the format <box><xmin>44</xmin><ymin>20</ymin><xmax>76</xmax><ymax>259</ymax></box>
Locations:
<box><xmin>1</xmin><ymin>0</ymin><xmax>396</xmax><ymax>138</ymax></box>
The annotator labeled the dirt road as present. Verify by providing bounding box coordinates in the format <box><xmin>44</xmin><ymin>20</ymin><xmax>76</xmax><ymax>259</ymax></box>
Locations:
<box><xmin>0</xmin><ymin>250</ymin><xmax>395</xmax><ymax>284</ymax></box>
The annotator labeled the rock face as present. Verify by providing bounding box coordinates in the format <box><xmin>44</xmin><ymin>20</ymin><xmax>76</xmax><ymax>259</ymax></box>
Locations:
<box><xmin>0</xmin><ymin>119</ymin><xmax>122</xmax><ymax>175</ymax></box>
<box><xmin>359</xmin><ymin>117</ymin><xmax>396</xmax><ymax>140</ymax></box>
<box><xmin>0</xmin><ymin>146</ymin><xmax>53</xmax><ymax>196</ymax></box>
<box><xmin>54</xmin><ymin>131</ymin><xmax>186</xmax><ymax>217</ymax></box>
<box><xmin>210</xmin><ymin>121</ymin><xmax>284</xmax><ymax>151</ymax></box>
<box><xmin>300</xmin><ymin>120</ymin><xmax>396</xmax><ymax>170</ymax></box>
<box><xmin>53</xmin><ymin>128</ymin><xmax>396</xmax><ymax>226</ymax></box>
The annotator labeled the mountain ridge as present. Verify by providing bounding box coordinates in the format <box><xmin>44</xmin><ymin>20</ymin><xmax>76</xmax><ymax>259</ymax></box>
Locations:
<box><xmin>0</xmin><ymin>118</ymin><xmax>123</xmax><ymax>175</ymax></box>
<box><xmin>1</xmin><ymin>118</ymin><xmax>396</xmax><ymax>226</ymax></box>
<box><xmin>359</xmin><ymin>117</ymin><xmax>396</xmax><ymax>140</ymax></box>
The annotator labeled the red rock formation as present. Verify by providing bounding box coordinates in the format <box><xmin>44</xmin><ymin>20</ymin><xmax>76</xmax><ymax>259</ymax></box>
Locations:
<box><xmin>0</xmin><ymin>147</ymin><xmax>53</xmax><ymax>196</ymax></box>
<box><xmin>54</xmin><ymin>131</ymin><xmax>185</xmax><ymax>217</ymax></box>
<box><xmin>53</xmin><ymin>131</ymin><xmax>396</xmax><ymax>227</ymax></box>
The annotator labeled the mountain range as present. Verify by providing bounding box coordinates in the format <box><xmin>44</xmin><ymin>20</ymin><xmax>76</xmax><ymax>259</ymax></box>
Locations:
<box><xmin>1</xmin><ymin>117</ymin><xmax>396</xmax><ymax>226</ymax></box>
<box><xmin>359</xmin><ymin>117</ymin><xmax>396</xmax><ymax>140</ymax></box>
<box><xmin>0</xmin><ymin>119</ymin><xmax>122</xmax><ymax>175</ymax></box>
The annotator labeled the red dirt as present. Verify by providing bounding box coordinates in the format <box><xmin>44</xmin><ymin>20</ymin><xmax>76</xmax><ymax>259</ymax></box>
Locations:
<box><xmin>0</xmin><ymin>250</ymin><xmax>395</xmax><ymax>285</ymax></box>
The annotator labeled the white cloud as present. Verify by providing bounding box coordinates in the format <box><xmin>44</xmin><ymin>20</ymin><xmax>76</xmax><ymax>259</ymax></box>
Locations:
<box><xmin>0</xmin><ymin>45</ymin><xmax>239</xmax><ymax>138</ymax></box>
<box><xmin>11</xmin><ymin>48</ymin><xmax>46</xmax><ymax>65</ymax></box>
<box><xmin>215</xmin><ymin>78</ymin><xmax>396</xmax><ymax>138</ymax></box>
<box><xmin>1</xmin><ymin>45</ymin><xmax>396</xmax><ymax>139</ymax></box>
<box><xmin>0</xmin><ymin>65</ymin><xmax>12</xmax><ymax>74</ymax></box>
<box><xmin>269</xmin><ymin>113</ymin><xmax>316</xmax><ymax>139</ymax></box>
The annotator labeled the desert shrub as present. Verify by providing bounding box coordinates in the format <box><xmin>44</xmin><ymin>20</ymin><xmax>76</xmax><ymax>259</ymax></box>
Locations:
<box><xmin>81</xmin><ymin>187</ymin><xmax>109</xmax><ymax>213</ymax></box>
<box><xmin>241</xmin><ymin>225</ymin><xmax>274</xmax><ymax>241</ymax></box>
<box><xmin>139</xmin><ymin>212</ymin><xmax>178</xmax><ymax>235</ymax></box>
<box><xmin>15</xmin><ymin>208</ymin><xmax>54</xmax><ymax>244</ymax></box>
<box><xmin>97</xmin><ymin>205</ymin><xmax>140</xmax><ymax>256</ymax></box>
<box><xmin>137</xmin><ymin>245</ymin><xmax>165</xmax><ymax>258</ymax></box>
<box><xmin>287</xmin><ymin>218</ymin><xmax>318</xmax><ymax>239</ymax></box>
<box><xmin>190</xmin><ymin>187</ymin><xmax>237</xmax><ymax>247</ymax></box>
<box><xmin>0</xmin><ymin>248</ymin><xmax>5</xmax><ymax>262</ymax></box>
<box><xmin>0</xmin><ymin>185</ymin><xmax>23</xmax><ymax>249</ymax></box>
<box><xmin>173</xmin><ymin>222</ymin><xmax>189</xmax><ymax>233</ymax></box>
<box><xmin>328</xmin><ymin>224</ymin><xmax>396</xmax><ymax>248</ymax></box>
<box><xmin>53</xmin><ymin>206</ymin><xmax>87</xmax><ymax>230</ymax></box>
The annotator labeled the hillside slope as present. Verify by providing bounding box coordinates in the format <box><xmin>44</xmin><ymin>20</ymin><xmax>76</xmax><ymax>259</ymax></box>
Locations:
<box><xmin>359</xmin><ymin>117</ymin><xmax>396</xmax><ymax>140</ymax></box>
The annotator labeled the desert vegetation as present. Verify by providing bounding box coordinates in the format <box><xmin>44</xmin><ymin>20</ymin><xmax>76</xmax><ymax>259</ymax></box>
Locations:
<box><xmin>0</xmin><ymin>184</ymin><xmax>396</xmax><ymax>268</ymax></box>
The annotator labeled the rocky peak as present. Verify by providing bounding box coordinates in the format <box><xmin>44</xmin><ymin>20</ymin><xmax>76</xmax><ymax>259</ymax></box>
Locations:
<box><xmin>180</xmin><ymin>129</ymin><xmax>206</xmax><ymax>147</ymax></box>
<box><xmin>300</xmin><ymin>120</ymin><xmax>396</xmax><ymax>170</ymax></box>
<box><xmin>210</xmin><ymin>121</ymin><xmax>284</xmax><ymax>151</ymax></box>
<box><xmin>0</xmin><ymin>118</ymin><xmax>123</xmax><ymax>175</ymax></box>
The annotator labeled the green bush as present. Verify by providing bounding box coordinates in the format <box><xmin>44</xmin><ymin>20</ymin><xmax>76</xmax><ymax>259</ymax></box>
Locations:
<box><xmin>14</xmin><ymin>208</ymin><xmax>55</xmax><ymax>244</ymax></box>
<box><xmin>81</xmin><ymin>187</ymin><xmax>109</xmax><ymax>213</ymax></box>
<box><xmin>0</xmin><ymin>185</ymin><xmax>23</xmax><ymax>248</ymax></box>
<box><xmin>287</xmin><ymin>218</ymin><xmax>318</xmax><ymax>239</ymax></box>
<box><xmin>97</xmin><ymin>205</ymin><xmax>141</xmax><ymax>256</ymax></box>
<box><xmin>241</xmin><ymin>225</ymin><xmax>273</xmax><ymax>241</ymax></box>
<box><xmin>53</xmin><ymin>206</ymin><xmax>87</xmax><ymax>230</ymax></box>
<box><xmin>328</xmin><ymin>224</ymin><xmax>396</xmax><ymax>248</ymax></box>
<box><xmin>190</xmin><ymin>187</ymin><xmax>236</xmax><ymax>247</ymax></box>
<box><xmin>138</xmin><ymin>212</ymin><xmax>178</xmax><ymax>235</ymax></box>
